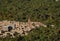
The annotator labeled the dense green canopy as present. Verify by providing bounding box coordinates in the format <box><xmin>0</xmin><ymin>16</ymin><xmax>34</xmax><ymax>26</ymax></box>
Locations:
<box><xmin>0</xmin><ymin>0</ymin><xmax>60</xmax><ymax>22</ymax></box>
<box><xmin>0</xmin><ymin>0</ymin><xmax>60</xmax><ymax>41</ymax></box>
<box><xmin>0</xmin><ymin>26</ymin><xmax>60</xmax><ymax>41</ymax></box>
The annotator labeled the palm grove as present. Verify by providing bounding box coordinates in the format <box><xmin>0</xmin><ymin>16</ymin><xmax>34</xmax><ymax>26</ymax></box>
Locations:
<box><xmin>0</xmin><ymin>0</ymin><xmax>60</xmax><ymax>41</ymax></box>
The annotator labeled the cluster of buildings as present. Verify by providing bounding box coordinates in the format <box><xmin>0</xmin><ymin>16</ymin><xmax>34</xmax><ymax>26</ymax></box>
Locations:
<box><xmin>0</xmin><ymin>19</ymin><xmax>47</xmax><ymax>38</ymax></box>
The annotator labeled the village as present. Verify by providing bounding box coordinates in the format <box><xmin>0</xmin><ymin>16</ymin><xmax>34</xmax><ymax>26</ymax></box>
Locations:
<box><xmin>0</xmin><ymin>19</ymin><xmax>47</xmax><ymax>38</ymax></box>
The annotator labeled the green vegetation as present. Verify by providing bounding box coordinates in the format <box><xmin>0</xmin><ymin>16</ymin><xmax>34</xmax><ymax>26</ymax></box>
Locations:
<box><xmin>0</xmin><ymin>0</ymin><xmax>60</xmax><ymax>22</ymax></box>
<box><xmin>0</xmin><ymin>26</ymin><xmax>60</xmax><ymax>41</ymax></box>
<box><xmin>0</xmin><ymin>0</ymin><xmax>60</xmax><ymax>41</ymax></box>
